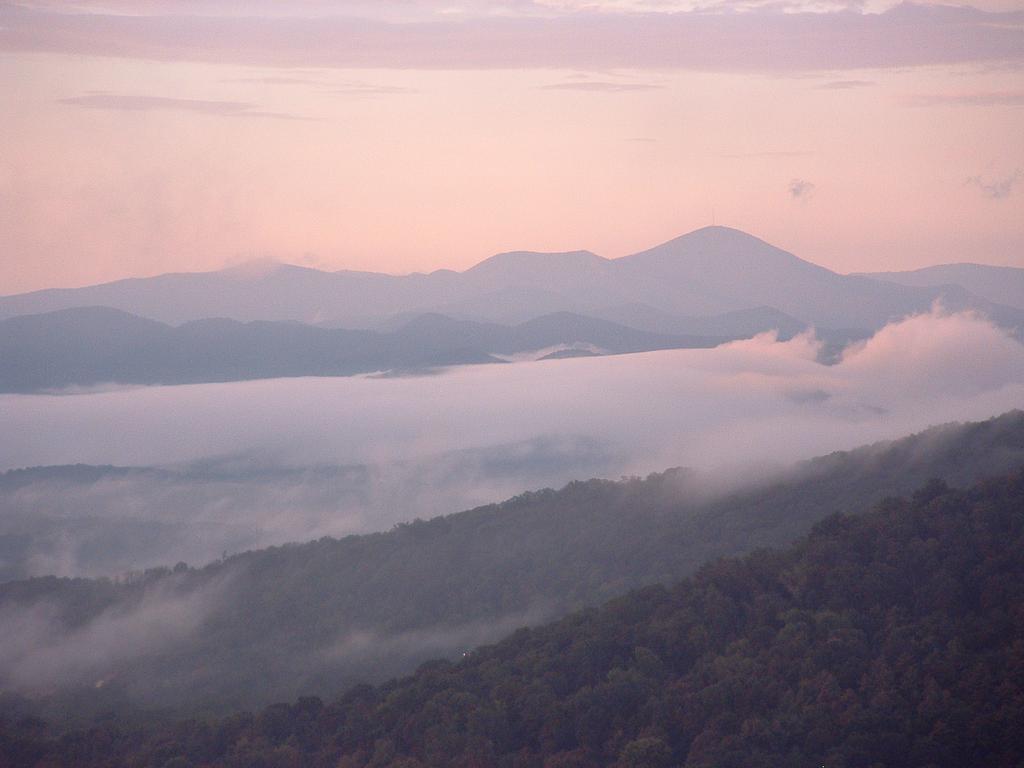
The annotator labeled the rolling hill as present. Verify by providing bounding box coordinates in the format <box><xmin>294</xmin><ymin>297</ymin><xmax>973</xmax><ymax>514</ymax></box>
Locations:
<box><xmin>1</xmin><ymin>411</ymin><xmax>1022</xmax><ymax>722</ymax></box>
<box><xmin>6</xmin><ymin>466</ymin><xmax>1024</xmax><ymax>767</ymax></box>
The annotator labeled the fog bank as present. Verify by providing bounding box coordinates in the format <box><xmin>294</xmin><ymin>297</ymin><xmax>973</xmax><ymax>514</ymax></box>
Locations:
<box><xmin>1</xmin><ymin>309</ymin><xmax>1021</xmax><ymax>578</ymax></box>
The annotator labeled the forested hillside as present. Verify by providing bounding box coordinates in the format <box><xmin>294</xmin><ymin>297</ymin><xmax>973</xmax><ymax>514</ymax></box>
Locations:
<box><xmin>5</xmin><ymin>467</ymin><xmax>1023</xmax><ymax>767</ymax></box>
<box><xmin>2</xmin><ymin>412</ymin><xmax>1023</xmax><ymax>725</ymax></box>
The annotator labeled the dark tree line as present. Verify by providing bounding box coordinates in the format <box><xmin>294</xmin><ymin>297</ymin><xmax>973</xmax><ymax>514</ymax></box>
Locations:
<box><xmin>4</xmin><ymin>469</ymin><xmax>1024</xmax><ymax>767</ymax></box>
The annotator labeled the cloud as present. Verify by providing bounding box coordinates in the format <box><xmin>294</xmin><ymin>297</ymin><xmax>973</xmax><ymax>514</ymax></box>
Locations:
<box><xmin>720</xmin><ymin>150</ymin><xmax>814</xmax><ymax>159</ymax></box>
<box><xmin>1</xmin><ymin>310</ymin><xmax>1023</xmax><ymax>582</ymax></box>
<box><xmin>4</xmin><ymin>312</ymin><xmax>1021</xmax><ymax>481</ymax></box>
<box><xmin>834</xmin><ymin>309</ymin><xmax>1024</xmax><ymax>398</ymax></box>
<box><xmin>2</xmin><ymin>3</ymin><xmax>1022</xmax><ymax>72</ymax></box>
<box><xmin>13</xmin><ymin>0</ymin><xmax>1022</xmax><ymax>21</ymax></box>
<box><xmin>906</xmin><ymin>90</ymin><xmax>1024</xmax><ymax>107</ymax></box>
<box><xmin>224</xmin><ymin>75</ymin><xmax>419</xmax><ymax>94</ymax></box>
<box><xmin>965</xmin><ymin>169</ymin><xmax>1022</xmax><ymax>199</ymax></box>
<box><xmin>58</xmin><ymin>92</ymin><xmax>314</xmax><ymax>120</ymax></box>
<box><xmin>224</xmin><ymin>75</ymin><xmax>327</xmax><ymax>86</ymax></box>
<box><xmin>2</xmin><ymin>309</ymin><xmax>1022</xmax><ymax>710</ymax></box>
<box><xmin>0</xmin><ymin>436</ymin><xmax>625</xmax><ymax>581</ymax></box>
<box><xmin>9</xmin><ymin>0</ymin><xmax>549</xmax><ymax>22</ymax></box>
<box><xmin>0</xmin><ymin>571</ymin><xmax>233</xmax><ymax>691</ymax></box>
<box><xmin>789</xmin><ymin>178</ymin><xmax>816</xmax><ymax>199</ymax></box>
<box><xmin>816</xmin><ymin>79</ymin><xmax>875</xmax><ymax>89</ymax></box>
<box><xmin>329</xmin><ymin>81</ymin><xmax>419</xmax><ymax>96</ymax></box>
<box><xmin>539</xmin><ymin>81</ymin><xmax>663</xmax><ymax>92</ymax></box>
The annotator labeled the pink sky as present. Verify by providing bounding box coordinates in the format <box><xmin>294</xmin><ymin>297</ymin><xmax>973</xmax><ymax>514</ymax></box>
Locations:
<box><xmin>1</xmin><ymin>0</ymin><xmax>1023</xmax><ymax>293</ymax></box>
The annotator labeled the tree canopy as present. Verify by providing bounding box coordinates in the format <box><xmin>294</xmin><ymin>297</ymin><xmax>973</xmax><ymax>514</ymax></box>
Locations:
<box><xmin>4</xmin><ymin>468</ymin><xmax>1023</xmax><ymax>767</ymax></box>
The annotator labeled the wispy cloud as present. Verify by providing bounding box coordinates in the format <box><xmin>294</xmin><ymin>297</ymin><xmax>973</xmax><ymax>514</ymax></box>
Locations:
<box><xmin>57</xmin><ymin>92</ymin><xmax>314</xmax><ymax>120</ymax></box>
<box><xmin>966</xmin><ymin>169</ymin><xmax>1023</xmax><ymax>199</ymax></box>
<box><xmin>329</xmin><ymin>81</ymin><xmax>419</xmax><ymax>96</ymax></box>
<box><xmin>224</xmin><ymin>75</ymin><xmax>326</xmax><ymax>86</ymax></box>
<box><xmin>539</xmin><ymin>81</ymin><xmax>663</xmax><ymax>92</ymax></box>
<box><xmin>225</xmin><ymin>75</ymin><xmax>418</xmax><ymax>95</ymax></box>
<box><xmin>721</xmin><ymin>150</ymin><xmax>814</xmax><ymax>159</ymax></box>
<box><xmin>3</xmin><ymin>3</ymin><xmax>1022</xmax><ymax>72</ymax></box>
<box><xmin>789</xmin><ymin>178</ymin><xmax>816</xmax><ymax>200</ymax></box>
<box><xmin>8</xmin><ymin>0</ymin><xmax>548</xmax><ymax>22</ymax></box>
<box><xmin>0</xmin><ymin>571</ymin><xmax>235</xmax><ymax>692</ymax></box>
<box><xmin>906</xmin><ymin>90</ymin><xmax>1024</xmax><ymax>107</ymax></box>
<box><xmin>816</xmin><ymin>79</ymin><xmax>875</xmax><ymax>89</ymax></box>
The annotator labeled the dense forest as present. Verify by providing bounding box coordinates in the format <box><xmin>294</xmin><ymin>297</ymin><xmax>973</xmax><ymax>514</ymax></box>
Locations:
<box><xmin>4</xmin><ymin>467</ymin><xmax>1023</xmax><ymax>767</ymax></box>
<box><xmin>2</xmin><ymin>412</ymin><xmax>1024</xmax><ymax>725</ymax></box>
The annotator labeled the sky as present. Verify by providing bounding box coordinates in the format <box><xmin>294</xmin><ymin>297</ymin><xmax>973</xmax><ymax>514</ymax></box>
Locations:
<box><xmin>1</xmin><ymin>0</ymin><xmax>1023</xmax><ymax>293</ymax></box>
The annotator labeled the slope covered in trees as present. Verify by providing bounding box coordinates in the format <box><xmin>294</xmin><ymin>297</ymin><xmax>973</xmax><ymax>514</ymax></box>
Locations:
<box><xmin>2</xmin><ymin>412</ymin><xmax>1023</xmax><ymax>725</ymax></box>
<box><xmin>5</xmin><ymin>466</ymin><xmax>1023</xmax><ymax>767</ymax></box>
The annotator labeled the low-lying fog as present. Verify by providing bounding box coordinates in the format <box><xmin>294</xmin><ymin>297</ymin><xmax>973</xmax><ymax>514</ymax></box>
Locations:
<box><xmin>2</xmin><ymin>309</ymin><xmax>1022</xmax><ymax>580</ymax></box>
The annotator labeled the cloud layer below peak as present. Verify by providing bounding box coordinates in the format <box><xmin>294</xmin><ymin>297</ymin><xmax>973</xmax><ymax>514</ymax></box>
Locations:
<box><xmin>2</xmin><ymin>2</ymin><xmax>1023</xmax><ymax>71</ymax></box>
<box><xmin>0</xmin><ymin>309</ymin><xmax>1021</xmax><ymax>580</ymax></box>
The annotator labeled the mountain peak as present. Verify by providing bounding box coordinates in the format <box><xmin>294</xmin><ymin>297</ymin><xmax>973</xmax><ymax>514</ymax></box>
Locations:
<box><xmin>619</xmin><ymin>225</ymin><xmax>826</xmax><ymax>276</ymax></box>
<box><xmin>656</xmin><ymin>225</ymin><xmax>784</xmax><ymax>252</ymax></box>
<box><xmin>465</xmin><ymin>249</ymin><xmax>607</xmax><ymax>278</ymax></box>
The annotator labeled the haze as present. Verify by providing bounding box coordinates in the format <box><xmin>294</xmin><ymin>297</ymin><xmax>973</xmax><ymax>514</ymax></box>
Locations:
<box><xmin>3</xmin><ymin>309</ymin><xmax>1022</xmax><ymax>578</ymax></box>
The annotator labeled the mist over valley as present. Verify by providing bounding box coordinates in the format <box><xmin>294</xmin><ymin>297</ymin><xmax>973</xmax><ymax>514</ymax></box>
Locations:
<box><xmin>2</xmin><ymin>303</ymin><xmax>1022</xmax><ymax>582</ymax></box>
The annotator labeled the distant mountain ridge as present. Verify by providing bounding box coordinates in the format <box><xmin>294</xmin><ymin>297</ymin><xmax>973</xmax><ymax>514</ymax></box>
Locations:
<box><xmin>861</xmin><ymin>262</ymin><xmax>1024</xmax><ymax>311</ymax></box>
<box><xmin>3</xmin><ymin>226</ymin><xmax>1019</xmax><ymax>332</ymax></box>
<box><xmin>0</xmin><ymin>306</ymin><xmax>728</xmax><ymax>393</ymax></box>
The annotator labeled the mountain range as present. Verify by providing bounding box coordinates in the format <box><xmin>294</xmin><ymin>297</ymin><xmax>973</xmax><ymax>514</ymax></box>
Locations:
<box><xmin>860</xmin><ymin>262</ymin><xmax>1024</xmax><ymax>311</ymax></box>
<box><xmin>2</xmin><ymin>226</ymin><xmax>1021</xmax><ymax>391</ymax></box>
<box><xmin>3</xmin><ymin>226</ymin><xmax>1021</xmax><ymax>332</ymax></box>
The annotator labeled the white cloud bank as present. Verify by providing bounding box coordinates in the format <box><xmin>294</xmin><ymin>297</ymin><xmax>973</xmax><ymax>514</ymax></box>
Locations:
<box><xmin>3</xmin><ymin>307</ymin><xmax>1022</xmax><ymax>474</ymax></box>
<box><xmin>0</xmin><ymin>308</ymin><xmax>1021</xmax><ymax>577</ymax></box>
